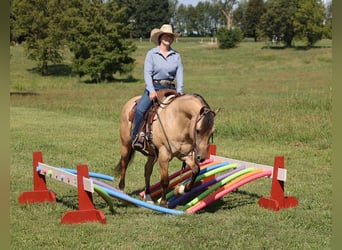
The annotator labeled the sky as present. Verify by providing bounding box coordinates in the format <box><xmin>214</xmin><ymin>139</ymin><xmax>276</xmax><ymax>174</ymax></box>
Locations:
<box><xmin>178</xmin><ymin>0</ymin><xmax>202</xmax><ymax>6</ymax></box>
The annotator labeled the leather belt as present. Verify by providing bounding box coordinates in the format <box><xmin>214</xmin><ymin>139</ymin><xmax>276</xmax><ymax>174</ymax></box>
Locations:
<box><xmin>153</xmin><ymin>79</ymin><xmax>175</xmax><ymax>86</ymax></box>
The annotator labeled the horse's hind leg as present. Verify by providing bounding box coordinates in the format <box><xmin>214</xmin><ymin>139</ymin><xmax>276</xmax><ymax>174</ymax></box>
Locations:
<box><xmin>114</xmin><ymin>142</ymin><xmax>134</xmax><ymax>191</ymax></box>
<box><xmin>144</xmin><ymin>156</ymin><xmax>157</xmax><ymax>203</ymax></box>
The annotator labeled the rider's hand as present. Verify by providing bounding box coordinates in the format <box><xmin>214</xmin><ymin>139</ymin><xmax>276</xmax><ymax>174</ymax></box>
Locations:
<box><xmin>149</xmin><ymin>91</ymin><xmax>158</xmax><ymax>100</ymax></box>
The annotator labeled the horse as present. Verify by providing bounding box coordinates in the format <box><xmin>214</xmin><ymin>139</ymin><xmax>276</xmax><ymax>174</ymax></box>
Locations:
<box><xmin>114</xmin><ymin>92</ymin><xmax>218</xmax><ymax>207</ymax></box>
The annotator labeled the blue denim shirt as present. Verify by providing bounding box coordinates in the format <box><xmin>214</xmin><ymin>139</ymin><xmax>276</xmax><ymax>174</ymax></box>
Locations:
<box><xmin>144</xmin><ymin>46</ymin><xmax>184</xmax><ymax>94</ymax></box>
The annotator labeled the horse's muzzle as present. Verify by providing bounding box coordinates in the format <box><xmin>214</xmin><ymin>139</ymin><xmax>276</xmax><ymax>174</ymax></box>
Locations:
<box><xmin>196</xmin><ymin>155</ymin><xmax>206</xmax><ymax>163</ymax></box>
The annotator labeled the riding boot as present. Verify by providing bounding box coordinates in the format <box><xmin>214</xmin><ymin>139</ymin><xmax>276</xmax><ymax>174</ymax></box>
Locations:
<box><xmin>132</xmin><ymin>109</ymin><xmax>145</xmax><ymax>149</ymax></box>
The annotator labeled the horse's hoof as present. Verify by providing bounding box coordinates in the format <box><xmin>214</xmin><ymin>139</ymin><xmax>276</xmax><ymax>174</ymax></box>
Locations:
<box><xmin>144</xmin><ymin>194</ymin><xmax>154</xmax><ymax>204</ymax></box>
<box><xmin>173</xmin><ymin>184</ymin><xmax>185</xmax><ymax>196</ymax></box>
<box><xmin>159</xmin><ymin>200</ymin><xmax>168</xmax><ymax>208</ymax></box>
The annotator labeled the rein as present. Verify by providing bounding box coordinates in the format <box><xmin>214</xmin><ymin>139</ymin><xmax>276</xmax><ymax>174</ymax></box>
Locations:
<box><xmin>152</xmin><ymin>99</ymin><xmax>174</xmax><ymax>156</ymax></box>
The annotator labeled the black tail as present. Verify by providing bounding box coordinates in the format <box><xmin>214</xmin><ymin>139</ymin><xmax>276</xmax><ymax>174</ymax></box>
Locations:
<box><xmin>113</xmin><ymin>149</ymin><xmax>135</xmax><ymax>178</ymax></box>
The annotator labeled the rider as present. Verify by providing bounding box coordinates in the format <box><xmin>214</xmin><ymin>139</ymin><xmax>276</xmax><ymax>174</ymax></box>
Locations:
<box><xmin>132</xmin><ymin>24</ymin><xmax>184</xmax><ymax>150</ymax></box>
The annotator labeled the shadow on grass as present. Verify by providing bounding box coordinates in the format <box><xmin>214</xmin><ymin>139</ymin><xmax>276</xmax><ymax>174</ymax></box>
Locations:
<box><xmin>56</xmin><ymin>195</ymin><xmax>79</xmax><ymax>211</ymax></box>
<box><xmin>28</xmin><ymin>64</ymin><xmax>74</xmax><ymax>77</ymax></box>
<box><xmin>127</xmin><ymin>188</ymin><xmax>262</xmax><ymax>214</ymax></box>
<box><xmin>27</xmin><ymin>64</ymin><xmax>139</xmax><ymax>83</ymax></box>
<box><xmin>53</xmin><ymin>187</ymin><xmax>263</xmax><ymax>215</ymax></box>
<box><xmin>197</xmin><ymin>189</ymin><xmax>261</xmax><ymax>214</ymax></box>
<box><xmin>56</xmin><ymin>194</ymin><xmax>117</xmax><ymax>214</ymax></box>
<box><xmin>129</xmin><ymin>189</ymin><xmax>144</xmax><ymax>197</ymax></box>
<box><xmin>10</xmin><ymin>91</ymin><xmax>39</xmax><ymax>96</ymax></box>
<box><xmin>262</xmin><ymin>45</ymin><xmax>332</xmax><ymax>50</ymax></box>
<box><xmin>83</xmin><ymin>75</ymin><xmax>138</xmax><ymax>84</ymax></box>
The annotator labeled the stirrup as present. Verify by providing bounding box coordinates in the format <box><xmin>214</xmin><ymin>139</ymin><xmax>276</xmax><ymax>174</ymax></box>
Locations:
<box><xmin>132</xmin><ymin>132</ymin><xmax>145</xmax><ymax>150</ymax></box>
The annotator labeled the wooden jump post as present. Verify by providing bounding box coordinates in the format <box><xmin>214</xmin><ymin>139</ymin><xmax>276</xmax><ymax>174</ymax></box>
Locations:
<box><xmin>258</xmin><ymin>156</ymin><xmax>298</xmax><ymax>211</ymax></box>
<box><xmin>18</xmin><ymin>151</ymin><xmax>106</xmax><ymax>224</ymax></box>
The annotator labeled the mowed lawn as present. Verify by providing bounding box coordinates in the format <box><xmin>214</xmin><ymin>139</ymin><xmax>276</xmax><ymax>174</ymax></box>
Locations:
<box><xmin>10</xmin><ymin>39</ymin><xmax>332</xmax><ymax>249</ymax></box>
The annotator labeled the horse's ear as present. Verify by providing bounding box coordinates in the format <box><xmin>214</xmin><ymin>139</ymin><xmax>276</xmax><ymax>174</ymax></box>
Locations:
<box><xmin>213</xmin><ymin>108</ymin><xmax>221</xmax><ymax>117</ymax></box>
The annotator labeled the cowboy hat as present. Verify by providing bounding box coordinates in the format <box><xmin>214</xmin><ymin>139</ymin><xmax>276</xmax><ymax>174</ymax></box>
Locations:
<box><xmin>150</xmin><ymin>24</ymin><xmax>179</xmax><ymax>45</ymax></box>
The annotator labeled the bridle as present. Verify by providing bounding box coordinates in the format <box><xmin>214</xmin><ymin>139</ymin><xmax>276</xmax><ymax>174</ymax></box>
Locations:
<box><xmin>192</xmin><ymin>106</ymin><xmax>215</xmax><ymax>165</ymax></box>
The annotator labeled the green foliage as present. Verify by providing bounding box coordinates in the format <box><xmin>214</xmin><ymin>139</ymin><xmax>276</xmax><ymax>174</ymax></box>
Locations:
<box><xmin>257</xmin><ymin>0</ymin><xmax>328</xmax><ymax>47</ymax></box>
<box><xmin>293</xmin><ymin>0</ymin><xmax>325</xmax><ymax>47</ymax></box>
<box><xmin>115</xmin><ymin>0</ymin><xmax>172</xmax><ymax>38</ymax></box>
<box><xmin>323</xmin><ymin>1</ymin><xmax>332</xmax><ymax>39</ymax></box>
<box><xmin>133</xmin><ymin>0</ymin><xmax>171</xmax><ymax>38</ymax></box>
<box><xmin>245</xmin><ymin>0</ymin><xmax>265</xmax><ymax>41</ymax></box>
<box><xmin>216</xmin><ymin>27</ymin><xmax>243</xmax><ymax>49</ymax></box>
<box><xmin>11</xmin><ymin>0</ymin><xmax>71</xmax><ymax>75</ymax></box>
<box><xmin>257</xmin><ymin>0</ymin><xmax>297</xmax><ymax>46</ymax></box>
<box><xmin>70</xmin><ymin>0</ymin><xmax>137</xmax><ymax>83</ymax></box>
<box><xmin>232</xmin><ymin>0</ymin><xmax>248</xmax><ymax>36</ymax></box>
<box><xmin>11</xmin><ymin>0</ymin><xmax>136</xmax><ymax>82</ymax></box>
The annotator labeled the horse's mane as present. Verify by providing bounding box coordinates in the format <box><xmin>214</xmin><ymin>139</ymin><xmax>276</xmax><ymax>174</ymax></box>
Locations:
<box><xmin>192</xmin><ymin>93</ymin><xmax>211</xmax><ymax>109</ymax></box>
<box><xmin>191</xmin><ymin>93</ymin><xmax>215</xmax><ymax>133</ymax></box>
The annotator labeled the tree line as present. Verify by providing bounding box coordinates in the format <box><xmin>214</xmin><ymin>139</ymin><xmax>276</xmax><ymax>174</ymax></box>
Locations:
<box><xmin>10</xmin><ymin>0</ymin><xmax>332</xmax><ymax>82</ymax></box>
<box><xmin>172</xmin><ymin>0</ymin><xmax>331</xmax><ymax>44</ymax></box>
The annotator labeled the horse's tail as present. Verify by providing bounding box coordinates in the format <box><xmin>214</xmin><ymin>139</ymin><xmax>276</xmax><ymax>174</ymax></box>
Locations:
<box><xmin>113</xmin><ymin>149</ymin><xmax>135</xmax><ymax>177</ymax></box>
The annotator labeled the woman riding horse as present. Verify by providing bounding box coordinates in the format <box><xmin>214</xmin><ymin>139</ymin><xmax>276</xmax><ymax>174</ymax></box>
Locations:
<box><xmin>115</xmin><ymin>93</ymin><xmax>217</xmax><ymax>207</ymax></box>
<box><xmin>131</xmin><ymin>24</ymin><xmax>184</xmax><ymax>151</ymax></box>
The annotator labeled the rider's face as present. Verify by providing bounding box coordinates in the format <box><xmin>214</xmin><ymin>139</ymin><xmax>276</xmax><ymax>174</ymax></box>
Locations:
<box><xmin>160</xmin><ymin>34</ymin><xmax>174</xmax><ymax>44</ymax></box>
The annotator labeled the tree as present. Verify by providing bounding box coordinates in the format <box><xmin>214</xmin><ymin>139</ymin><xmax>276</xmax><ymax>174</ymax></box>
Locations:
<box><xmin>186</xmin><ymin>5</ymin><xmax>199</xmax><ymax>36</ymax></box>
<box><xmin>245</xmin><ymin>0</ymin><xmax>265</xmax><ymax>41</ymax></box>
<box><xmin>258</xmin><ymin>0</ymin><xmax>326</xmax><ymax>47</ymax></box>
<box><xmin>216</xmin><ymin>27</ymin><xmax>243</xmax><ymax>48</ymax></box>
<box><xmin>233</xmin><ymin>0</ymin><xmax>248</xmax><ymax>36</ymax></box>
<box><xmin>206</xmin><ymin>1</ymin><xmax>223</xmax><ymax>36</ymax></box>
<box><xmin>195</xmin><ymin>1</ymin><xmax>220</xmax><ymax>36</ymax></box>
<box><xmin>169</xmin><ymin>0</ymin><xmax>179</xmax><ymax>27</ymax></box>
<box><xmin>323</xmin><ymin>0</ymin><xmax>332</xmax><ymax>39</ymax></box>
<box><xmin>173</xmin><ymin>1</ymin><xmax>227</xmax><ymax>37</ymax></box>
<box><xmin>115</xmin><ymin>0</ymin><xmax>140</xmax><ymax>39</ymax></box>
<box><xmin>293</xmin><ymin>0</ymin><xmax>325</xmax><ymax>46</ymax></box>
<box><xmin>212</xmin><ymin>0</ymin><xmax>238</xmax><ymax>29</ymax></box>
<box><xmin>257</xmin><ymin>0</ymin><xmax>297</xmax><ymax>47</ymax></box>
<box><xmin>70</xmin><ymin>0</ymin><xmax>137</xmax><ymax>82</ymax></box>
<box><xmin>134</xmin><ymin>0</ymin><xmax>170</xmax><ymax>38</ymax></box>
<box><xmin>173</xmin><ymin>4</ymin><xmax>188</xmax><ymax>35</ymax></box>
<box><xmin>11</xmin><ymin>0</ymin><xmax>70</xmax><ymax>75</ymax></box>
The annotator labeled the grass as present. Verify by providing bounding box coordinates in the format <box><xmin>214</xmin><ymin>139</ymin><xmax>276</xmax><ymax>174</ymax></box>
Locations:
<box><xmin>10</xmin><ymin>38</ymin><xmax>332</xmax><ymax>249</ymax></box>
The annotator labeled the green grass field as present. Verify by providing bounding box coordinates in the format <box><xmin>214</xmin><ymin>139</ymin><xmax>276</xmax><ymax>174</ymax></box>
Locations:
<box><xmin>10</xmin><ymin>39</ymin><xmax>332</xmax><ymax>249</ymax></box>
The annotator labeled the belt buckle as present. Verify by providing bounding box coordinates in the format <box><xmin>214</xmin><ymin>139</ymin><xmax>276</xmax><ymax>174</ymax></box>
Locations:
<box><xmin>162</xmin><ymin>80</ymin><xmax>172</xmax><ymax>85</ymax></box>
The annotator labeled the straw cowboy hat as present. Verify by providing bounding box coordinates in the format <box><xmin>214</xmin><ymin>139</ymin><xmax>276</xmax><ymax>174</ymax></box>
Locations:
<box><xmin>150</xmin><ymin>24</ymin><xmax>179</xmax><ymax>45</ymax></box>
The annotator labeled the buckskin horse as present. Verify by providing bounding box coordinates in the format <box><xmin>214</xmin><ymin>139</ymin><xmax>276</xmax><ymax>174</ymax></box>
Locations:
<box><xmin>114</xmin><ymin>91</ymin><xmax>218</xmax><ymax>207</ymax></box>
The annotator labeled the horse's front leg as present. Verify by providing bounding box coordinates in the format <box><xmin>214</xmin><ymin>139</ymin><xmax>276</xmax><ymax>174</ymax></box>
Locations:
<box><xmin>158</xmin><ymin>150</ymin><xmax>171</xmax><ymax>207</ymax></box>
<box><xmin>185</xmin><ymin>164</ymin><xmax>200</xmax><ymax>192</ymax></box>
<box><xmin>174</xmin><ymin>162</ymin><xmax>200</xmax><ymax>196</ymax></box>
<box><xmin>144</xmin><ymin>156</ymin><xmax>157</xmax><ymax>204</ymax></box>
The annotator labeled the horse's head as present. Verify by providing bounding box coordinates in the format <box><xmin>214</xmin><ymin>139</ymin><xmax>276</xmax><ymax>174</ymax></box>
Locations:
<box><xmin>193</xmin><ymin>106</ymin><xmax>219</xmax><ymax>164</ymax></box>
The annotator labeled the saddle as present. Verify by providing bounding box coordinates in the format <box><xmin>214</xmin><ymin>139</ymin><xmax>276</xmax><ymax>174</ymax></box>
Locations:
<box><xmin>128</xmin><ymin>89</ymin><xmax>178</xmax><ymax>154</ymax></box>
